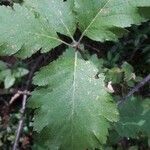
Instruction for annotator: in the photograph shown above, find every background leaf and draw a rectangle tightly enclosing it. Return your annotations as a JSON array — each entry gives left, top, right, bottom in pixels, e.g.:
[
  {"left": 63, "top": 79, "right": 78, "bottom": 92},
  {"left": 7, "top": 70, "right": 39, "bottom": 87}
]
[
  {"left": 75, "top": 0, "right": 150, "bottom": 42},
  {"left": 4, "top": 74, "right": 15, "bottom": 89},
  {"left": 115, "top": 97, "right": 150, "bottom": 138}
]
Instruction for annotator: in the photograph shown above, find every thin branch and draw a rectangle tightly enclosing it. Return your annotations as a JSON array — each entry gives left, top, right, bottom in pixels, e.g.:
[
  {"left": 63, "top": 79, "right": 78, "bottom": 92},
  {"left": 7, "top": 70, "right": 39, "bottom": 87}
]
[
  {"left": 118, "top": 74, "right": 150, "bottom": 106},
  {"left": 30, "top": 32, "right": 73, "bottom": 48},
  {"left": 0, "top": 88, "right": 31, "bottom": 96},
  {"left": 12, "top": 94, "right": 27, "bottom": 150},
  {"left": 9, "top": 90, "right": 31, "bottom": 105},
  {"left": 84, "top": 43, "right": 100, "bottom": 52},
  {"left": 12, "top": 55, "right": 43, "bottom": 150}
]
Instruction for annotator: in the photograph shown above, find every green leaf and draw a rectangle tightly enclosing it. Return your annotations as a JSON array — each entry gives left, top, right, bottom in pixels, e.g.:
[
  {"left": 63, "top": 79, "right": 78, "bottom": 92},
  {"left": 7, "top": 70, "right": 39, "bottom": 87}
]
[
  {"left": 0, "top": 60, "right": 7, "bottom": 70},
  {"left": 12, "top": 67, "right": 29, "bottom": 78},
  {"left": 75, "top": 0, "right": 150, "bottom": 42},
  {"left": 0, "top": 0, "right": 150, "bottom": 58},
  {"left": 28, "top": 48, "right": 119, "bottom": 150},
  {"left": 4, "top": 74, "right": 15, "bottom": 89},
  {"left": 115, "top": 97, "right": 150, "bottom": 138},
  {"left": 106, "top": 67, "right": 123, "bottom": 84},
  {"left": 0, "top": 0, "right": 75, "bottom": 58},
  {"left": 121, "top": 62, "right": 135, "bottom": 81},
  {"left": 0, "top": 69, "right": 11, "bottom": 81},
  {"left": 90, "top": 55, "right": 104, "bottom": 73}
]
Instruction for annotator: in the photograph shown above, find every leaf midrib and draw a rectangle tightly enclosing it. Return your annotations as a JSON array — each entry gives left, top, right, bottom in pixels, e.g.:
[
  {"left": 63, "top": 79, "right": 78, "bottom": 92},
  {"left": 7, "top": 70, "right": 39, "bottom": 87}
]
[
  {"left": 27, "top": 32, "right": 72, "bottom": 47},
  {"left": 70, "top": 51, "right": 78, "bottom": 149}
]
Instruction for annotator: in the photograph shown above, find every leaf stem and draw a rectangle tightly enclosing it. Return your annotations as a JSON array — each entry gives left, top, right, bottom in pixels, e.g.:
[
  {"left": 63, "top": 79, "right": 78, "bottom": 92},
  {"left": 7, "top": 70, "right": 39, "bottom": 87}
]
[{"left": 29, "top": 32, "right": 73, "bottom": 47}]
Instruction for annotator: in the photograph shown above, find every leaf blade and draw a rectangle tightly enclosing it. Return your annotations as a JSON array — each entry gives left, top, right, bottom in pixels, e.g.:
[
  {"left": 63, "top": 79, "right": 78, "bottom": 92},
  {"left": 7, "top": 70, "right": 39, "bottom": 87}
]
[
  {"left": 29, "top": 48, "right": 119, "bottom": 150},
  {"left": 75, "top": 0, "right": 150, "bottom": 42},
  {"left": 0, "top": 0, "right": 75, "bottom": 58}
]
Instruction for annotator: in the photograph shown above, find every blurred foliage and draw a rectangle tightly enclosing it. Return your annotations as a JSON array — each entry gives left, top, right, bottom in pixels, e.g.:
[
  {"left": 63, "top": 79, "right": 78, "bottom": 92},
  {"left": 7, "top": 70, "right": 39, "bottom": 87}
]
[
  {"left": 0, "top": 61, "right": 28, "bottom": 89},
  {"left": 115, "top": 97, "right": 150, "bottom": 138},
  {"left": 90, "top": 21, "right": 150, "bottom": 149}
]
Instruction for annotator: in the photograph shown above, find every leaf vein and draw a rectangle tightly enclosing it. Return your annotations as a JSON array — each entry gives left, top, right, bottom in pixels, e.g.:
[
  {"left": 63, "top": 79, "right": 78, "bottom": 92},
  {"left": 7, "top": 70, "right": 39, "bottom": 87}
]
[{"left": 78, "top": 0, "right": 112, "bottom": 43}]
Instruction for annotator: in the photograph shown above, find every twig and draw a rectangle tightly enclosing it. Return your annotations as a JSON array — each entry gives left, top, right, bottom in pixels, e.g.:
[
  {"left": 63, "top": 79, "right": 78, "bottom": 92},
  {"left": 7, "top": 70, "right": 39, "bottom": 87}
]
[
  {"left": 12, "top": 55, "right": 43, "bottom": 150},
  {"left": 84, "top": 43, "right": 100, "bottom": 52},
  {"left": 12, "top": 94, "right": 27, "bottom": 150},
  {"left": 0, "top": 88, "right": 31, "bottom": 106},
  {"left": 9, "top": 90, "right": 31, "bottom": 105},
  {"left": 118, "top": 74, "right": 150, "bottom": 106},
  {"left": 0, "top": 88, "right": 31, "bottom": 96}
]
